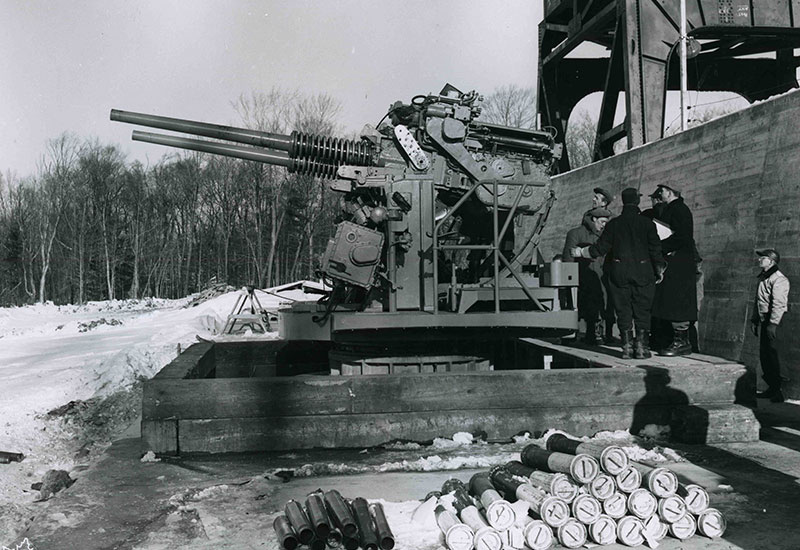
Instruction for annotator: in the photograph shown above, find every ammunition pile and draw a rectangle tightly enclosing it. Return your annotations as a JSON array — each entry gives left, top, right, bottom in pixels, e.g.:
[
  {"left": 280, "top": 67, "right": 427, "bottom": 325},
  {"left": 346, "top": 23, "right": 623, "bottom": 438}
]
[
  {"left": 273, "top": 490, "right": 395, "bottom": 550},
  {"left": 427, "top": 434, "right": 726, "bottom": 549}
]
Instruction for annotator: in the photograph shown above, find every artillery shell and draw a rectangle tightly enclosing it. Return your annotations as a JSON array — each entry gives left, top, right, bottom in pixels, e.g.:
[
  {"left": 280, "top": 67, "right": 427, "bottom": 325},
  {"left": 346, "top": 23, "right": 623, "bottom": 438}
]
[
  {"left": 442, "top": 478, "right": 468, "bottom": 495},
  {"left": 587, "top": 473, "right": 616, "bottom": 501},
  {"left": 571, "top": 494, "right": 602, "bottom": 525},
  {"left": 629, "top": 463, "right": 678, "bottom": 498},
  {"left": 616, "top": 516, "right": 645, "bottom": 547},
  {"left": 658, "top": 494, "right": 688, "bottom": 524},
  {"left": 527, "top": 470, "right": 578, "bottom": 504},
  {"left": 273, "top": 515, "right": 299, "bottom": 550},
  {"left": 473, "top": 526, "right": 503, "bottom": 550},
  {"left": 370, "top": 502, "right": 395, "bottom": 550},
  {"left": 327, "top": 528, "right": 343, "bottom": 548},
  {"left": 522, "top": 519, "right": 554, "bottom": 550},
  {"left": 678, "top": 483, "right": 710, "bottom": 514},
  {"left": 435, "top": 505, "right": 474, "bottom": 550},
  {"left": 545, "top": 433, "right": 582, "bottom": 454},
  {"left": 668, "top": 512, "right": 697, "bottom": 540},
  {"left": 352, "top": 497, "right": 379, "bottom": 550},
  {"left": 602, "top": 492, "right": 627, "bottom": 519},
  {"left": 588, "top": 515, "right": 617, "bottom": 545},
  {"left": 642, "top": 514, "right": 668, "bottom": 542},
  {"left": 626, "top": 488, "right": 657, "bottom": 519},
  {"left": 285, "top": 500, "right": 315, "bottom": 545},
  {"left": 324, "top": 490, "right": 358, "bottom": 538},
  {"left": 614, "top": 466, "right": 642, "bottom": 493},
  {"left": 557, "top": 519, "right": 587, "bottom": 549},
  {"left": 697, "top": 507, "right": 727, "bottom": 538},
  {"left": 469, "top": 472, "right": 515, "bottom": 531},
  {"left": 305, "top": 493, "right": 331, "bottom": 538}
]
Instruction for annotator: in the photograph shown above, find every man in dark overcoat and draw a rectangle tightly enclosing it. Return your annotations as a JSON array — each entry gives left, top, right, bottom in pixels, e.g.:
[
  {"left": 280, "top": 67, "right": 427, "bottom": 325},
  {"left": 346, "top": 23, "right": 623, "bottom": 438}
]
[
  {"left": 562, "top": 207, "right": 612, "bottom": 344},
  {"left": 651, "top": 184, "right": 697, "bottom": 356},
  {"left": 572, "top": 188, "right": 665, "bottom": 359}
]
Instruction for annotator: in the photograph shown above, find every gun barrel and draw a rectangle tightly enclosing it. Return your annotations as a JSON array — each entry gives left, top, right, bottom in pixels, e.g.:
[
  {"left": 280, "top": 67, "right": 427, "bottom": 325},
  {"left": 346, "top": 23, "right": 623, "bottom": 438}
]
[
  {"left": 132, "top": 130, "right": 340, "bottom": 178},
  {"left": 112, "top": 109, "right": 293, "bottom": 151},
  {"left": 112, "top": 108, "right": 376, "bottom": 165}
]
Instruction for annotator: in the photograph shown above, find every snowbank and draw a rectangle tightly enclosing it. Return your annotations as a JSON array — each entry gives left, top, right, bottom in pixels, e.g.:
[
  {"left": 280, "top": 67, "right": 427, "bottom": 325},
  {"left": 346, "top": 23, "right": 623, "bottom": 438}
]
[{"left": 0, "top": 282, "right": 323, "bottom": 541}]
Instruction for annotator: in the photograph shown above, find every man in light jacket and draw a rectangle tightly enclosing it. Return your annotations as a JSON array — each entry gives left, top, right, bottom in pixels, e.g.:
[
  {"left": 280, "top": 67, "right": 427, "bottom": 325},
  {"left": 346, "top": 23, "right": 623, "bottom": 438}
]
[{"left": 751, "top": 248, "right": 790, "bottom": 403}]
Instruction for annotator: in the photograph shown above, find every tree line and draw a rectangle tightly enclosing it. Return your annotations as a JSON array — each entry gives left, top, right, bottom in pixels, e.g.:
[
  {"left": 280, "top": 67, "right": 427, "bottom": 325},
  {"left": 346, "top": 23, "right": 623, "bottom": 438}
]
[{"left": 0, "top": 89, "right": 342, "bottom": 306}]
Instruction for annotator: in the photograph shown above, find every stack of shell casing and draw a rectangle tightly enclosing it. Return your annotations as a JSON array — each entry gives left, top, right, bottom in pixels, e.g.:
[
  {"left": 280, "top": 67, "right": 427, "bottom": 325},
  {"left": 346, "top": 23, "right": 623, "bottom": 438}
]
[
  {"left": 431, "top": 435, "right": 727, "bottom": 549},
  {"left": 273, "top": 490, "right": 395, "bottom": 550}
]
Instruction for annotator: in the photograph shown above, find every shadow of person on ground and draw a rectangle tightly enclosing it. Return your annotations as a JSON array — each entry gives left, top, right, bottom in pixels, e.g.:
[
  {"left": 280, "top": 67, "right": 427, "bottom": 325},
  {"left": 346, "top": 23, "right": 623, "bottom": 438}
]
[
  {"left": 630, "top": 366, "right": 710, "bottom": 443},
  {"left": 756, "top": 399, "right": 800, "bottom": 453}
]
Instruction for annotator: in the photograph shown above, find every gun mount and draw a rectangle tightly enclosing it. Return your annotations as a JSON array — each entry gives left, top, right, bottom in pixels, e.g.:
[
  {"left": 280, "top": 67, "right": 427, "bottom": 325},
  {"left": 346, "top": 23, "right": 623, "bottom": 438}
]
[{"left": 112, "top": 84, "right": 577, "bottom": 366}]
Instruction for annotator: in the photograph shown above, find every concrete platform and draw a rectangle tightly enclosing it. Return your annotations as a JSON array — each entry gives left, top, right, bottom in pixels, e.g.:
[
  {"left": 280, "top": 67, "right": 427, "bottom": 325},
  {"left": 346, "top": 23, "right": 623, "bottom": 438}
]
[
  {"left": 14, "top": 399, "right": 800, "bottom": 550},
  {"left": 142, "top": 339, "right": 759, "bottom": 454}
]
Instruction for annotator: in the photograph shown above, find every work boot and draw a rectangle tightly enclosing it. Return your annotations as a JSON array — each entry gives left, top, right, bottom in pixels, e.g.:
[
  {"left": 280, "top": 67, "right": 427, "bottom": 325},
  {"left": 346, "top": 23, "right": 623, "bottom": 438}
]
[
  {"left": 595, "top": 321, "right": 605, "bottom": 345},
  {"left": 659, "top": 329, "right": 692, "bottom": 356},
  {"left": 756, "top": 387, "right": 778, "bottom": 399},
  {"left": 634, "top": 330, "right": 652, "bottom": 359},
  {"left": 604, "top": 322, "right": 615, "bottom": 344},
  {"left": 770, "top": 390, "right": 786, "bottom": 403},
  {"left": 583, "top": 321, "right": 598, "bottom": 345},
  {"left": 621, "top": 330, "right": 634, "bottom": 359}
]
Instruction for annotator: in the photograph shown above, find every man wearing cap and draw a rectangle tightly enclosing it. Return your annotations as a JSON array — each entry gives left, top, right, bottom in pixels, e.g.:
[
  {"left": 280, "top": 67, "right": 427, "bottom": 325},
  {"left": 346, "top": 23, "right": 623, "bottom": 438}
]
[
  {"left": 563, "top": 207, "right": 612, "bottom": 344},
  {"left": 592, "top": 187, "right": 613, "bottom": 209},
  {"left": 651, "top": 184, "right": 697, "bottom": 356},
  {"left": 572, "top": 188, "right": 665, "bottom": 359},
  {"left": 586, "top": 187, "right": 617, "bottom": 343},
  {"left": 751, "top": 248, "right": 790, "bottom": 402}
]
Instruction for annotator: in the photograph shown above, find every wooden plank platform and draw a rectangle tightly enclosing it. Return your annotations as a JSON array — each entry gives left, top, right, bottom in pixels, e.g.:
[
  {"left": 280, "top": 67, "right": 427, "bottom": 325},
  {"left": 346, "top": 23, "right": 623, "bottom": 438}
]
[
  {"left": 522, "top": 338, "right": 740, "bottom": 369},
  {"left": 141, "top": 339, "right": 759, "bottom": 454}
]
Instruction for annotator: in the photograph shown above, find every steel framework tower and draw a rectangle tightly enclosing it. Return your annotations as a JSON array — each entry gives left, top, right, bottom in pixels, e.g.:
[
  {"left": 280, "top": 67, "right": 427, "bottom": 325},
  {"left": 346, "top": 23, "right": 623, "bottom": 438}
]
[{"left": 538, "top": 0, "right": 800, "bottom": 171}]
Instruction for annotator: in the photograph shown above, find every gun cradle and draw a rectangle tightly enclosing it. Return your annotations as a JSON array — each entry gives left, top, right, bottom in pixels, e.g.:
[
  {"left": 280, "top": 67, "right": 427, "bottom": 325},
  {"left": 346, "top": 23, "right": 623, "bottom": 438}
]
[{"left": 111, "top": 84, "right": 573, "bottom": 329}]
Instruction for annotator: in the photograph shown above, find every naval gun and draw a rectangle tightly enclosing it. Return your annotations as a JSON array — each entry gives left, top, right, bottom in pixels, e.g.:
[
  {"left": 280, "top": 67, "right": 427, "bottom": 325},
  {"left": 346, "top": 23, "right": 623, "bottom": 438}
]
[{"left": 111, "top": 84, "right": 578, "bottom": 368}]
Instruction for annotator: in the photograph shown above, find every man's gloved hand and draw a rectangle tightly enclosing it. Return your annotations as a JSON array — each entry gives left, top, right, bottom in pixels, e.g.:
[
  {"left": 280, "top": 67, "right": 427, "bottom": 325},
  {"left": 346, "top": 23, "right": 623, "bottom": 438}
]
[
  {"left": 765, "top": 323, "right": 777, "bottom": 340},
  {"left": 750, "top": 321, "right": 759, "bottom": 337}
]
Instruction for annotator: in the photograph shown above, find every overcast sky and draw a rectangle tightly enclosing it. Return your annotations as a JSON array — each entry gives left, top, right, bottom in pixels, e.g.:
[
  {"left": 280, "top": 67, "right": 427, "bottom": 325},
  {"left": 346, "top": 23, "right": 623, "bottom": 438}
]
[{"left": 1, "top": 0, "right": 543, "bottom": 177}]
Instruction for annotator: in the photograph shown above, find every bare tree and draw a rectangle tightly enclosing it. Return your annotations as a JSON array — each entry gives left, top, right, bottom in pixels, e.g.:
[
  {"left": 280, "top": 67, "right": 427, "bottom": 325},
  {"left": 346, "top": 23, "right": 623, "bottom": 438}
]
[
  {"left": 289, "top": 93, "right": 342, "bottom": 280},
  {"left": 480, "top": 84, "right": 537, "bottom": 128},
  {"left": 232, "top": 88, "right": 296, "bottom": 286},
  {"left": 564, "top": 110, "right": 598, "bottom": 169},
  {"left": 31, "top": 133, "right": 79, "bottom": 302},
  {"left": 78, "top": 140, "right": 127, "bottom": 300}
]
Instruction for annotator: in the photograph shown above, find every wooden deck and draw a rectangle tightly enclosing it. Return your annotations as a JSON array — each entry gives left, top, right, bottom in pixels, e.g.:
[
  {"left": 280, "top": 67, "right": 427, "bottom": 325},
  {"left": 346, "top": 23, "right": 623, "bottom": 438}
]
[
  {"left": 141, "top": 339, "right": 759, "bottom": 454},
  {"left": 522, "top": 337, "right": 743, "bottom": 369}
]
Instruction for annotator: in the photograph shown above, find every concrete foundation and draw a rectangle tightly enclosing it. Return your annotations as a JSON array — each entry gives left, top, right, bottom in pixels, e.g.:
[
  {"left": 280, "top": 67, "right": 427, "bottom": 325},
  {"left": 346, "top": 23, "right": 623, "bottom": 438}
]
[{"left": 142, "top": 339, "right": 758, "bottom": 454}]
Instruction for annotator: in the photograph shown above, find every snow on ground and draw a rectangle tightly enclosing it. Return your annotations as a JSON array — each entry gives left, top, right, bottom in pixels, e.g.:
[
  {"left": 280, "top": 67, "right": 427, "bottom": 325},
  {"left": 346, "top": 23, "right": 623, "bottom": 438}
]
[
  {"left": 0, "top": 281, "right": 683, "bottom": 542},
  {"left": 0, "top": 284, "right": 318, "bottom": 540}
]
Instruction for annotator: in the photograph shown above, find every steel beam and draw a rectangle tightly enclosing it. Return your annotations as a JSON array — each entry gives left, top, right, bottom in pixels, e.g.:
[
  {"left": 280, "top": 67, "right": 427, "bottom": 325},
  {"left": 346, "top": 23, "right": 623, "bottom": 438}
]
[{"left": 538, "top": 0, "right": 800, "bottom": 171}]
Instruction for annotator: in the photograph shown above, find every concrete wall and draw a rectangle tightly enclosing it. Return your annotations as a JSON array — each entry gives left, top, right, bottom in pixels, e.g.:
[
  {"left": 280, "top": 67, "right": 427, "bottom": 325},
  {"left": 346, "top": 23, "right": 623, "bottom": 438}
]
[{"left": 539, "top": 90, "right": 800, "bottom": 398}]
